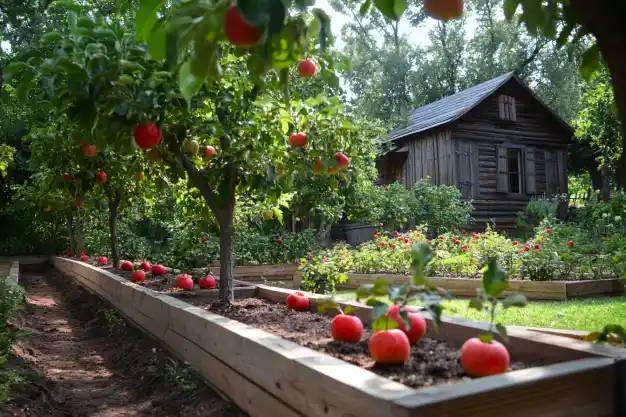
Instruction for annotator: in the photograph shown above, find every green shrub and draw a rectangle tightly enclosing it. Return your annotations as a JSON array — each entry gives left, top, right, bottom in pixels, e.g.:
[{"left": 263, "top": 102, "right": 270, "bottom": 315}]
[
  {"left": 0, "top": 277, "right": 26, "bottom": 403},
  {"left": 298, "top": 250, "right": 349, "bottom": 293},
  {"left": 410, "top": 178, "right": 474, "bottom": 233}
]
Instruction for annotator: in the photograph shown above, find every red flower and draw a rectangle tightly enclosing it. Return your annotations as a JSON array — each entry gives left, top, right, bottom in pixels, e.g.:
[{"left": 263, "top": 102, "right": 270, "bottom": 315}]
[
  {"left": 404, "top": 238, "right": 409, "bottom": 243},
  {"left": 374, "top": 234, "right": 380, "bottom": 239},
  {"left": 524, "top": 245, "right": 531, "bottom": 252},
  {"left": 409, "top": 241, "right": 414, "bottom": 245},
  {"left": 534, "top": 243, "right": 541, "bottom": 249},
  {"left": 546, "top": 229, "right": 552, "bottom": 234},
  {"left": 398, "top": 237, "right": 404, "bottom": 241},
  {"left": 393, "top": 231, "right": 399, "bottom": 236},
  {"left": 373, "top": 229, "right": 378, "bottom": 233},
  {"left": 534, "top": 250, "right": 540, "bottom": 256},
  {"left": 513, "top": 241, "right": 519, "bottom": 246},
  {"left": 439, "top": 236, "right": 445, "bottom": 240},
  {"left": 454, "top": 239, "right": 460, "bottom": 245},
  {"left": 390, "top": 244, "right": 396, "bottom": 249},
  {"left": 378, "top": 242, "right": 386, "bottom": 247},
  {"left": 473, "top": 235, "right": 480, "bottom": 240},
  {"left": 465, "top": 233, "right": 469, "bottom": 237},
  {"left": 461, "top": 245, "right": 468, "bottom": 253},
  {"left": 568, "top": 241, "right": 575, "bottom": 247},
  {"left": 378, "top": 223, "right": 384, "bottom": 227},
  {"left": 201, "top": 237, "right": 207, "bottom": 243},
  {"left": 322, "top": 257, "right": 327, "bottom": 263},
  {"left": 427, "top": 240, "right": 432, "bottom": 245},
  {"left": 276, "top": 239, "right": 283, "bottom": 245}
]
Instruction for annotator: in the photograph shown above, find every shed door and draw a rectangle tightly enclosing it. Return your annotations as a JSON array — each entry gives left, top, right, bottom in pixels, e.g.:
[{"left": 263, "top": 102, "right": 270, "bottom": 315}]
[
  {"left": 455, "top": 141, "right": 476, "bottom": 198},
  {"left": 545, "top": 150, "right": 567, "bottom": 196}
]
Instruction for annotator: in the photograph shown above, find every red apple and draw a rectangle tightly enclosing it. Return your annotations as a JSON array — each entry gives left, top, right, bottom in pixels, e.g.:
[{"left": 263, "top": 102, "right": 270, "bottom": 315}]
[
  {"left": 97, "top": 256, "right": 108, "bottom": 265},
  {"left": 120, "top": 260, "right": 133, "bottom": 271},
  {"left": 387, "top": 305, "right": 427, "bottom": 345},
  {"left": 201, "top": 237, "right": 207, "bottom": 243},
  {"left": 199, "top": 275, "right": 216, "bottom": 289},
  {"left": 424, "top": 0, "right": 464, "bottom": 21},
  {"left": 133, "top": 123, "right": 162, "bottom": 149},
  {"left": 331, "top": 314, "right": 363, "bottom": 343},
  {"left": 96, "top": 171, "right": 108, "bottom": 184},
  {"left": 67, "top": 251, "right": 73, "bottom": 258},
  {"left": 286, "top": 291, "right": 309, "bottom": 311},
  {"left": 75, "top": 201, "right": 82, "bottom": 207},
  {"left": 298, "top": 59, "right": 317, "bottom": 78},
  {"left": 312, "top": 158, "right": 323, "bottom": 174},
  {"left": 204, "top": 145, "right": 217, "bottom": 160},
  {"left": 136, "top": 171, "right": 144, "bottom": 181},
  {"left": 175, "top": 274, "right": 194, "bottom": 291},
  {"left": 334, "top": 152, "right": 350, "bottom": 169},
  {"left": 131, "top": 270, "right": 145, "bottom": 283},
  {"left": 151, "top": 264, "right": 167, "bottom": 276},
  {"left": 460, "top": 337, "right": 510, "bottom": 377},
  {"left": 140, "top": 261, "right": 151, "bottom": 272},
  {"left": 289, "top": 132, "right": 308, "bottom": 148},
  {"left": 80, "top": 254, "right": 88, "bottom": 262},
  {"left": 369, "top": 329, "right": 411, "bottom": 365},
  {"left": 82, "top": 143, "right": 97, "bottom": 158},
  {"left": 224, "top": 5, "right": 262, "bottom": 48}
]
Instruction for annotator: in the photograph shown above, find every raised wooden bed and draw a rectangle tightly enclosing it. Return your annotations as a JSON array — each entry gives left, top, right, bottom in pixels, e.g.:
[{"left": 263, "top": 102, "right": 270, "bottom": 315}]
[
  {"left": 210, "top": 262, "right": 299, "bottom": 288},
  {"left": 339, "top": 273, "right": 625, "bottom": 301},
  {"left": 51, "top": 257, "right": 626, "bottom": 417}
]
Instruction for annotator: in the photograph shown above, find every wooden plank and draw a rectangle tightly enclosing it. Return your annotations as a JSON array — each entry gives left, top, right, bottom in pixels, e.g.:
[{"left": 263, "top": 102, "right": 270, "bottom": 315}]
[
  {"left": 496, "top": 145, "right": 509, "bottom": 193},
  {"left": 392, "top": 358, "right": 615, "bottom": 417},
  {"left": 566, "top": 279, "right": 624, "bottom": 298}
]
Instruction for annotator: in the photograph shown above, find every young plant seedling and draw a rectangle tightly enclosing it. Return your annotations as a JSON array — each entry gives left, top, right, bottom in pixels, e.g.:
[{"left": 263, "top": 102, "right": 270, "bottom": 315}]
[
  {"left": 585, "top": 324, "right": 626, "bottom": 346},
  {"left": 356, "top": 242, "right": 448, "bottom": 333},
  {"left": 317, "top": 298, "right": 363, "bottom": 343},
  {"left": 461, "top": 258, "right": 528, "bottom": 377}
]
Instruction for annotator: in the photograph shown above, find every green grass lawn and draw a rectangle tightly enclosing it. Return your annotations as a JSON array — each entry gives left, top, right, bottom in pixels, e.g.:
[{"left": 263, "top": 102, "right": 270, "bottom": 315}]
[{"left": 336, "top": 292, "right": 626, "bottom": 332}]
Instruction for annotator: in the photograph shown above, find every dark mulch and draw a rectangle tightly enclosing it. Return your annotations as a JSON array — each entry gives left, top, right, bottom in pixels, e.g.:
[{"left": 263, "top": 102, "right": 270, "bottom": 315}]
[
  {"left": 3, "top": 266, "right": 245, "bottom": 417},
  {"left": 191, "top": 297, "right": 531, "bottom": 390}
]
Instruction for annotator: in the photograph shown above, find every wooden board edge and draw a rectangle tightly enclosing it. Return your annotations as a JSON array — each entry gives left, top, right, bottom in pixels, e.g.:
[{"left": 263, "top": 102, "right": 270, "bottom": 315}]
[{"left": 8, "top": 261, "right": 19, "bottom": 286}]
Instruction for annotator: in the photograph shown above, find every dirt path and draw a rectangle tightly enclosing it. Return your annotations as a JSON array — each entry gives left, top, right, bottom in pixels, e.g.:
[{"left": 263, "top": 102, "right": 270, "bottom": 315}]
[{"left": 3, "top": 266, "right": 246, "bottom": 417}]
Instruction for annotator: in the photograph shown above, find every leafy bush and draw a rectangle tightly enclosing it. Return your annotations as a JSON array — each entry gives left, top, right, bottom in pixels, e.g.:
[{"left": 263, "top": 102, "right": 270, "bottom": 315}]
[
  {"left": 298, "top": 249, "right": 349, "bottom": 293},
  {"left": 234, "top": 229, "right": 320, "bottom": 265},
  {"left": 0, "top": 277, "right": 26, "bottom": 403},
  {"left": 410, "top": 178, "right": 474, "bottom": 233}
]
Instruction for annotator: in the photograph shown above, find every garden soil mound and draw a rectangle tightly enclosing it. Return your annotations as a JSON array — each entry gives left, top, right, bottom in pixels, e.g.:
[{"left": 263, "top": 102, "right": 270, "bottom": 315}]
[
  {"left": 201, "top": 298, "right": 531, "bottom": 389},
  {"left": 3, "top": 265, "right": 245, "bottom": 417}
]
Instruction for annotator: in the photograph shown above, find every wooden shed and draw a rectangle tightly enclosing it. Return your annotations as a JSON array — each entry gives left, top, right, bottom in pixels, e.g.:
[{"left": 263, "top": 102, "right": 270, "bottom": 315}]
[{"left": 377, "top": 73, "right": 572, "bottom": 230}]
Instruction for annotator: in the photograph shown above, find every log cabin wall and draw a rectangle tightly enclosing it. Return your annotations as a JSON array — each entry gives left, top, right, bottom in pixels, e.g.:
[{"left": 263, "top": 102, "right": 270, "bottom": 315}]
[
  {"left": 403, "top": 129, "right": 454, "bottom": 187},
  {"left": 452, "top": 80, "right": 570, "bottom": 229}
]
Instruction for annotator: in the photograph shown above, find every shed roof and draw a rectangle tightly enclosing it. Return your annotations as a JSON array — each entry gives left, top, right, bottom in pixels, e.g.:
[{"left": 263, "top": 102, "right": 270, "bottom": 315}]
[{"left": 383, "top": 72, "right": 572, "bottom": 144}]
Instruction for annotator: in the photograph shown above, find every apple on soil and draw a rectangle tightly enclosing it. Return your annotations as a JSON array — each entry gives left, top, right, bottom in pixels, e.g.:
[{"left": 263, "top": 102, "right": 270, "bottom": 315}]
[
  {"left": 80, "top": 254, "right": 88, "bottom": 262},
  {"left": 97, "top": 256, "right": 108, "bottom": 265},
  {"left": 175, "top": 274, "right": 194, "bottom": 291},
  {"left": 286, "top": 291, "right": 309, "bottom": 311},
  {"left": 140, "top": 261, "right": 151, "bottom": 272},
  {"left": 298, "top": 59, "right": 317, "bottom": 78},
  {"left": 134, "top": 123, "right": 162, "bottom": 149},
  {"left": 387, "top": 305, "right": 427, "bottom": 345},
  {"left": 369, "top": 329, "right": 411, "bottom": 365},
  {"left": 132, "top": 270, "right": 145, "bottom": 283},
  {"left": 82, "top": 144, "right": 97, "bottom": 158},
  {"left": 424, "top": 0, "right": 464, "bottom": 21},
  {"left": 151, "top": 264, "right": 167, "bottom": 276},
  {"left": 224, "top": 5, "right": 262, "bottom": 48},
  {"left": 120, "top": 260, "right": 133, "bottom": 271},
  {"left": 204, "top": 145, "right": 217, "bottom": 160},
  {"left": 460, "top": 337, "right": 510, "bottom": 377},
  {"left": 199, "top": 275, "right": 216, "bottom": 289},
  {"left": 288, "top": 132, "right": 307, "bottom": 148},
  {"left": 331, "top": 314, "right": 363, "bottom": 343},
  {"left": 96, "top": 171, "right": 108, "bottom": 184}
]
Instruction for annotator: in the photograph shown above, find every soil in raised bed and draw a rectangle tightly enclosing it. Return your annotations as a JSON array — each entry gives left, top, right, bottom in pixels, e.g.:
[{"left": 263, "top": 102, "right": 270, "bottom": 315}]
[
  {"left": 190, "top": 297, "right": 532, "bottom": 390},
  {"left": 4, "top": 265, "right": 245, "bottom": 417}
]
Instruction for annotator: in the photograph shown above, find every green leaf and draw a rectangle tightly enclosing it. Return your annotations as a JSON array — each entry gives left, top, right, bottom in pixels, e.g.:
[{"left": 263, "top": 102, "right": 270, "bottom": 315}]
[
  {"left": 51, "top": 0, "right": 82, "bottom": 13},
  {"left": 344, "top": 305, "right": 355, "bottom": 315},
  {"left": 482, "top": 258, "right": 508, "bottom": 298},
  {"left": 411, "top": 242, "right": 433, "bottom": 285},
  {"left": 316, "top": 297, "right": 339, "bottom": 314},
  {"left": 387, "top": 285, "right": 404, "bottom": 302},
  {"left": 503, "top": 0, "right": 520, "bottom": 20},
  {"left": 398, "top": 309, "right": 411, "bottom": 331},
  {"left": 178, "top": 61, "right": 204, "bottom": 102},
  {"left": 372, "top": 301, "right": 389, "bottom": 320},
  {"left": 267, "top": 0, "right": 287, "bottom": 37},
  {"left": 373, "top": 0, "right": 407, "bottom": 20},
  {"left": 372, "top": 315, "right": 399, "bottom": 333},
  {"left": 16, "top": 72, "right": 34, "bottom": 103},
  {"left": 468, "top": 298, "right": 483, "bottom": 311},
  {"left": 359, "top": 0, "right": 372, "bottom": 15},
  {"left": 580, "top": 44, "right": 601, "bottom": 81},
  {"left": 312, "top": 8, "right": 332, "bottom": 51},
  {"left": 584, "top": 332, "right": 602, "bottom": 343},
  {"left": 495, "top": 323, "right": 509, "bottom": 343},
  {"left": 41, "top": 32, "right": 63, "bottom": 45},
  {"left": 478, "top": 333, "right": 493, "bottom": 343},
  {"left": 502, "top": 294, "right": 527, "bottom": 309},
  {"left": 136, "top": 0, "right": 166, "bottom": 41},
  {"left": 237, "top": 0, "right": 270, "bottom": 26},
  {"left": 371, "top": 279, "right": 389, "bottom": 296},
  {"left": 3, "top": 62, "right": 33, "bottom": 82},
  {"left": 148, "top": 19, "right": 167, "bottom": 61},
  {"left": 355, "top": 284, "right": 373, "bottom": 300}
]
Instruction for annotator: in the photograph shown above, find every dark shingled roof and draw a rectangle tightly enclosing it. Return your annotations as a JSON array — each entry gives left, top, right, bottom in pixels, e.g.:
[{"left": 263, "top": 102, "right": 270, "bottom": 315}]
[{"left": 384, "top": 72, "right": 517, "bottom": 143}]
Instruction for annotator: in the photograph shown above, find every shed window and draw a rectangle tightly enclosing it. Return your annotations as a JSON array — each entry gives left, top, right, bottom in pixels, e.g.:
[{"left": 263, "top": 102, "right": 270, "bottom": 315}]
[
  {"left": 498, "top": 95, "right": 517, "bottom": 121},
  {"left": 507, "top": 148, "right": 522, "bottom": 194}
]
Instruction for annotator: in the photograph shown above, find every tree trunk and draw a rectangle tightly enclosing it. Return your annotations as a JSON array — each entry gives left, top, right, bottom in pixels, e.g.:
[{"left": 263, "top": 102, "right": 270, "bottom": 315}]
[
  {"left": 75, "top": 219, "right": 85, "bottom": 255},
  {"left": 109, "top": 201, "right": 120, "bottom": 268},
  {"left": 66, "top": 213, "right": 76, "bottom": 255},
  {"left": 218, "top": 207, "right": 234, "bottom": 303},
  {"left": 570, "top": 1, "right": 626, "bottom": 188}
]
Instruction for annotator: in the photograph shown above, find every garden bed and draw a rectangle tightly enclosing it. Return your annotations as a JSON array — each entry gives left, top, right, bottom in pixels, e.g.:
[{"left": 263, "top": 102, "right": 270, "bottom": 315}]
[
  {"left": 339, "top": 273, "right": 625, "bottom": 300},
  {"left": 210, "top": 262, "right": 300, "bottom": 288},
  {"left": 51, "top": 257, "right": 626, "bottom": 417}
]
